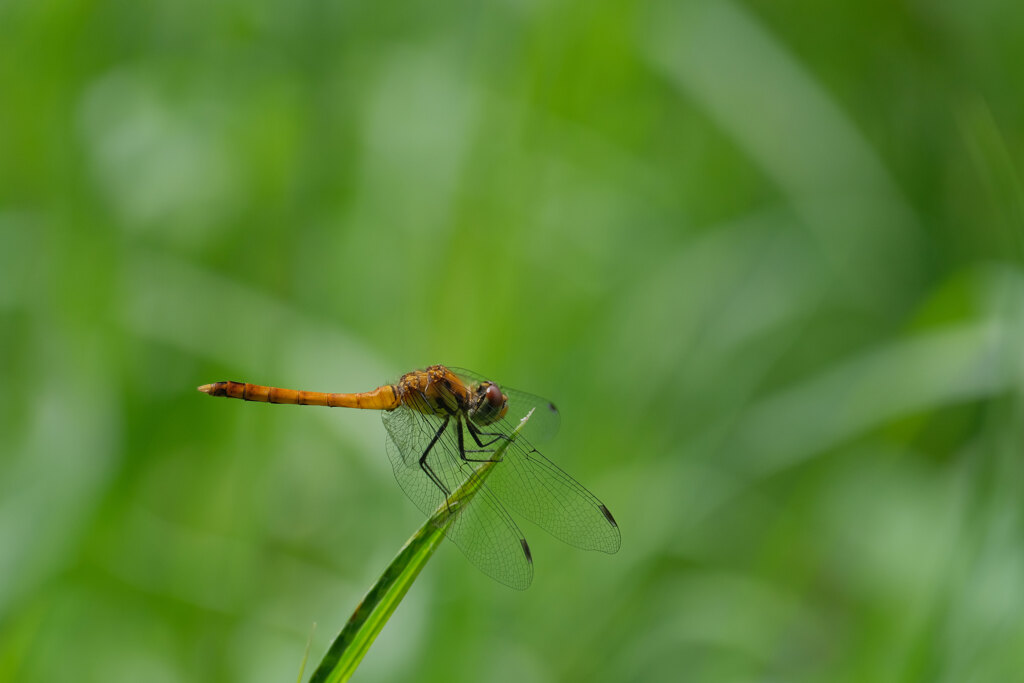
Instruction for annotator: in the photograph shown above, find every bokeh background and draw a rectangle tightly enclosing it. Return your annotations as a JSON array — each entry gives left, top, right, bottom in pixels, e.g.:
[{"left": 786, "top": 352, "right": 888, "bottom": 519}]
[{"left": 3, "top": 0, "right": 1024, "bottom": 681}]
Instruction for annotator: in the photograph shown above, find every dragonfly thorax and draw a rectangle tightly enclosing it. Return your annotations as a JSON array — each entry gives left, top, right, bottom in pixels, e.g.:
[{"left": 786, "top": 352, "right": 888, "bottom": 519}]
[{"left": 395, "top": 366, "right": 509, "bottom": 424}]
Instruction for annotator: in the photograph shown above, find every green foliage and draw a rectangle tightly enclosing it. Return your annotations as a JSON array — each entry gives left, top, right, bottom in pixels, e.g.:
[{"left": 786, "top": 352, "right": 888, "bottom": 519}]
[
  {"left": 2, "top": 0, "right": 1024, "bottom": 681},
  {"left": 309, "top": 414, "right": 527, "bottom": 683}
]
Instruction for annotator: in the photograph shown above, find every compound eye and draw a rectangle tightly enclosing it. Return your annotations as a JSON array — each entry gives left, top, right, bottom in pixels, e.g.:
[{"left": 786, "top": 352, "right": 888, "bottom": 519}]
[{"left": 485, "top": 383, "right": 504, "bottom": 409}]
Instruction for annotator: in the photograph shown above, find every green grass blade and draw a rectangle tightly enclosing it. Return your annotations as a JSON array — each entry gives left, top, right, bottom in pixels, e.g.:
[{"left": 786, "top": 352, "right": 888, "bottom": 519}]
[{"left": 308, "top": 409, "right": 535, "bottom": 683}]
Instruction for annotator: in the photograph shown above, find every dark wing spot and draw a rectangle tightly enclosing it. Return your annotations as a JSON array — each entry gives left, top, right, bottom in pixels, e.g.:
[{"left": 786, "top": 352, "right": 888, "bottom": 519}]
[
  {"left": 520, "top": 538, "right": 533, "bottom": 564},
  {"left": 547, "top": 402, "right": 558, "bottom": 413},
  {"left": 600, "top": 504, "right": 618, "bottom": 527}
]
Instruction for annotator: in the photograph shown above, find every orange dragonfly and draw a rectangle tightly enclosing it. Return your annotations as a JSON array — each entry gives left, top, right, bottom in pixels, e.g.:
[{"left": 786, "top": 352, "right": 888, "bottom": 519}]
[{"left": 198, "top": 364, "right": 620, "bottom": 589}]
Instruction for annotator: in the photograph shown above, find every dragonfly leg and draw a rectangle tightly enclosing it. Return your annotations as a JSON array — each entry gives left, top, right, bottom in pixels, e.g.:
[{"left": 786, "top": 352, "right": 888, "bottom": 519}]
[
  {"left": 466, "top": 420, "right": 511, "bottom": 450},
  {"left": 459, "top": 417, "right": 505, "bottom": 463},
  {"left": 419, "top": 416, "right": 452, "bottom": 499}
]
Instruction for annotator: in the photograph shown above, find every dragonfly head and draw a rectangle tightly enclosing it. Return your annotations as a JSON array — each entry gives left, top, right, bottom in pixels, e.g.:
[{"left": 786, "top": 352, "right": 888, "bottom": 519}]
[{"left": 469, "top": 381, "right": 508, "bottom": 425}]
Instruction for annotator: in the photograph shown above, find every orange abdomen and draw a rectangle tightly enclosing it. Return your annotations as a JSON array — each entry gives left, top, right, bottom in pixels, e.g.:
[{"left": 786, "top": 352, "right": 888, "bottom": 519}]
[{"left": 198, "top": 381, "right": 399, "bottom": 410}]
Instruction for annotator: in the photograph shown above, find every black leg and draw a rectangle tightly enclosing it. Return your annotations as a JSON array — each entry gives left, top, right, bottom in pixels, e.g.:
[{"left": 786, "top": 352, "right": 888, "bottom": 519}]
[
  {"left": 466, "top": 420, "right": 512, "bottom": 449},
  {"left": 458, "top": 417, "right": 506, "bottom": 463},
  {"left": 419, "top": 416, "right": 451, "bottom": 496}
]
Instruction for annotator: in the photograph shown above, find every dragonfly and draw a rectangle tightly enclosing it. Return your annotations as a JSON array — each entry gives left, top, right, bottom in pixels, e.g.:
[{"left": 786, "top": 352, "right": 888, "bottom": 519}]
[{"left": 198, "top": 364, "right": 620, "bottom": 589}]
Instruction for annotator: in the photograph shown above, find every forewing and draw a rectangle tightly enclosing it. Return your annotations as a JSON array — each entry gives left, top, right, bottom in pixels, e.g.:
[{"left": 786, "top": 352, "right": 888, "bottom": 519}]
[
  {"left": 471, "top": 424, "right": 621, "bottom": 554},
  {"left": 381, "top": 407, "right": 534, "bottom": 590}
]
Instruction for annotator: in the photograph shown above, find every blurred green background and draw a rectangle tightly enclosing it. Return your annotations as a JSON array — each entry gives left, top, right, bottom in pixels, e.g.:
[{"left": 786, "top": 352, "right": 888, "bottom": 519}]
[{"left": 3, "top": 0, "right": 1024, "bottom": 681}]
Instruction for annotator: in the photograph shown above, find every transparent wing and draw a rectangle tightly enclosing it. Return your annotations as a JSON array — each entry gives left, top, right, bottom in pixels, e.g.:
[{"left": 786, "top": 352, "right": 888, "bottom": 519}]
[
  {"left": 448, "top": 367, "right": 619, "bottom": 553},
  {"left": 449, "top": 367, "right": 561, "bottom": 443},
  {"left": 475, "top": 423, "right": 621, "bottom": 554},
  {"left": 381, "top": 406, "right": 534, "bottom": 590}
]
